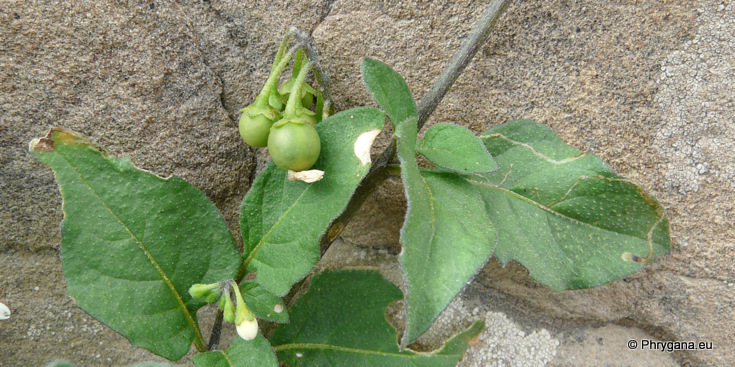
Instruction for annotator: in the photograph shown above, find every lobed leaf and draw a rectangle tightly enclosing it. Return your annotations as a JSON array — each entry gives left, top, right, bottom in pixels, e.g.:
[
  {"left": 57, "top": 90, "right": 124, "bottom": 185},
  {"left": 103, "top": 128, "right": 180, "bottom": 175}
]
[
  {"left": 396, "top": 118, "right": 497, "bottom": 347},
  {"left": 361, "top": 57, "right": 418, "bottom": 126},
  {"left": 30, "top": 128, "right": 241, "bottom": 360},
  {"left": 240, "top": 107, "right": 385, "bottom": 296},
  {"left": 270, "top": 270, "right": 482, "bottom": 366},
  {"left": 417, "top": 123, "right": 498, "bottom": 174}
]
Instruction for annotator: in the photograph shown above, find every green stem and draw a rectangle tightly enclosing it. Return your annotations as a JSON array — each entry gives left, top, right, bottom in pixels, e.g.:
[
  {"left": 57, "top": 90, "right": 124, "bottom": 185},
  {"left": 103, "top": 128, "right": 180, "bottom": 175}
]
[
  {"left": 317, "top": 0, "right": 510, "bottom": 254},
  {"left": 292, "top": 49, "right": 304, "bottom": 79},
  {"left": 291, "top": 27, "right": 333, "bottom": 119},
  {"left": 271, "top": 31, "right": 294, "bottom": 75},
  {"left": 284, "top": 61, "right": 312, "bottom": 116},
  {"left": 254, "top": 45, "right": 302, "bottom": 108},
  {"left": 192, "top": 331, "right": 207, "bottom": 353}
]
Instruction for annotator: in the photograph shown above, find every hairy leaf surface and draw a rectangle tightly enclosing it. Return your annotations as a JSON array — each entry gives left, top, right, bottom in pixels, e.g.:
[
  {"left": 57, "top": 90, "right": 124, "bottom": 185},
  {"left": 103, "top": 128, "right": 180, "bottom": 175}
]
[
  {"left": 474, "top": 119, "right": 670, "bottom": 290},
  {"left": 398, "top": 119, "right": 670, "bottom": 346},
  {"left": 417, "top": 123, "right": 497, "bottom": 174},
  {"left": 270, "top": 270, "right": 482, "bottom": 366},
  {"left": 361, "top": 57, "right": 417, "bottom": 126},
  {"left": 396, "top": 118, "right": 496, "bottom": 346},
  {"left": 193, "top": 335, "right": 277, "bottom": 367},
  {"left": 30, "top": 128, "right": 241, "bottom": 360},
  {"left": 240, "top": 107, "right": 385, "bottom": 296},
  {"left": 240, "top": 281, "right": 288, "bottom": 324}
]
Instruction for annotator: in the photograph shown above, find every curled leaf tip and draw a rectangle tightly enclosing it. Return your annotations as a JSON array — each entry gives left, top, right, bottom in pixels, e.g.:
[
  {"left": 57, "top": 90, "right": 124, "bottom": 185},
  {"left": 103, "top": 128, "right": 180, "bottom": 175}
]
[
  {"left": 30, "top": 127, "right": 103, "bottom": 155},
  {"left": 29, "top": 132, "right": 57, "bottom": 153}
]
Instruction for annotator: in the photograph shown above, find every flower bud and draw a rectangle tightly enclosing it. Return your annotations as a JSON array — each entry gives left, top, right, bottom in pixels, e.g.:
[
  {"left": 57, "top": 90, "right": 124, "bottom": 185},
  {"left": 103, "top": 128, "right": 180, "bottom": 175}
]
[
  {"left": 222, "top": 293, "right": 236, "bottom": 323},
  {"left": 231, "top": 281, "right": 258, "bottom": 340},
  {"left": 236, "top": 316, "right": 259, "bottom": 341},
  {"left": 188, "top": 283, "right": 222, "bottom": 304}
]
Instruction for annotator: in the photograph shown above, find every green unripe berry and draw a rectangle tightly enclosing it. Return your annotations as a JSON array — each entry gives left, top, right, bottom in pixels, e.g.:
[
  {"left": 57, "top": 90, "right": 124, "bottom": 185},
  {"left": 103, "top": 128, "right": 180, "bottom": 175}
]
[
  {"left": 238, "top": 106, "right": 279, "bottom": 148},
  {"left": 267, "top": 120, "right": 321, "bottom": 172}
]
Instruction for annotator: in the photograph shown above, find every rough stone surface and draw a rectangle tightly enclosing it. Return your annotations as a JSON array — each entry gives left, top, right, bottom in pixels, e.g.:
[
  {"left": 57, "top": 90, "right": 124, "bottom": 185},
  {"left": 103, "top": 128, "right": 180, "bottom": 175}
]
[
  {"left": 1, "top": 0, "right": 321, "bottom": 365},
  {"left": 550, "top": 324, "right": 679, "bottom": 367},
  {"left": 2, "top": 0, "right": 733, "bottom": 366}
]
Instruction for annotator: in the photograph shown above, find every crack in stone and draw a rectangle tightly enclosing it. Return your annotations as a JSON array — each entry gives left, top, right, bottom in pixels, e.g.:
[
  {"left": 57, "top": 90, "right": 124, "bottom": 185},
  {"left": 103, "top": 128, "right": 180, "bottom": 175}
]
[
  {"left": 314, "top": 0, "right": 337, "bottom": 34},
  {"left": 171, "top": 1, "right": 236, "bottom": 124}
]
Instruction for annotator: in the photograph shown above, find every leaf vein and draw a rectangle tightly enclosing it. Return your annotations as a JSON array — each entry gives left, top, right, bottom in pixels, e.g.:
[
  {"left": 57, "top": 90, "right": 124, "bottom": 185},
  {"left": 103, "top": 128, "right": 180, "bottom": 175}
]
[
  {"left": 240, "top": 130, "right": 369, "bottom": 278},
  {"left": 59, "top": 152, "right": 204, "bottom": 348},
  {"left": 466, "top": 176, "right": 664, "bottom": 255},
  {"left": 480, "top": 132, "right": 587, "bottom": 164},
  {"left": 274, "top": 343, "right": 419, "bottom": 358}
]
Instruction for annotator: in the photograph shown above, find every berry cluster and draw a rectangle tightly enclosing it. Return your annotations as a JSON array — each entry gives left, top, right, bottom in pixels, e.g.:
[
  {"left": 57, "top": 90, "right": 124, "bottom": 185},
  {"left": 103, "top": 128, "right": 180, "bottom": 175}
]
[{"left": 238, "top": 33, "right": 324, "bottom": 172}]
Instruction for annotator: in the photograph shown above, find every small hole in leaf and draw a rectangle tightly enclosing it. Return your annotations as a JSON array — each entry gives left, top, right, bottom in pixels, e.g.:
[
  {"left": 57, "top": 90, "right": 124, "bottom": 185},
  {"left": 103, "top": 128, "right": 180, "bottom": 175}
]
[{"left": 621, "top": 252, "right": 644, "bottom": 263}]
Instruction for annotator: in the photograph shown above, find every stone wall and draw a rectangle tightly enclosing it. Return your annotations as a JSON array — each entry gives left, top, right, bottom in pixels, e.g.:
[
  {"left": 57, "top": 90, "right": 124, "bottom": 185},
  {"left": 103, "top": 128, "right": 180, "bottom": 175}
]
[{"left": 2, "top": 0, "right": 732, "bottom": 365}]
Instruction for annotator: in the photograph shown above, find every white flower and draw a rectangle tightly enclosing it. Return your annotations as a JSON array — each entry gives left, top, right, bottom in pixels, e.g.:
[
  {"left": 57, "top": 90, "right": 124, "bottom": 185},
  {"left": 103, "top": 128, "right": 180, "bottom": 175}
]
[
  {"left": 231, "top": 280, "right": 259, "bottom": 340},
  {"left": 236, "top": 316, "right": 259, "bottom": 340}
]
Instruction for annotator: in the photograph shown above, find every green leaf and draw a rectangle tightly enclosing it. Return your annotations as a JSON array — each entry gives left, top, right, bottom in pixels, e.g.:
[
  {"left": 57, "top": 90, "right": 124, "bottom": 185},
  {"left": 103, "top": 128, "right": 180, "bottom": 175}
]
[
  {"left": 241, "top": 107, "right": 385, "bottom": 296},
  {"left": 361, "top": 58, "right": 417, "bottom": 126},
  {"left": 240, "top": 281, "right": 288, "bottom": 324},
  {"left": 47, "top": 363, "right": 176, "bottom": 367},
  {"left": 46, "top": 362, "right": 74, "bottom": 367},
  {"left": 396, "top": 118, "right": 497, "bottom": 347},
  {"left": 472, "top": 119, "right": 670, "bottom": 290},
  {"left": 270, "top": 270, "right": 482, "bottom": 366},
  {"left": 30, "top": 129, "right": 241, "bottom": 360},
  {"left": 193, "top": 335, "right": 278, "bottom": 367},
  {"left": 397, "top": 119, "right": 670, "bottom": 346},
  {"left": 417, "top": 123, "right": 498, "bottom": 173}
]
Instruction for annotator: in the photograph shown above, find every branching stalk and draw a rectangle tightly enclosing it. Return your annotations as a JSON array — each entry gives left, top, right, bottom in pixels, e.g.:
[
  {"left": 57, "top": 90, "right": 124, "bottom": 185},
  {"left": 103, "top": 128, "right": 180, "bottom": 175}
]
[
  {"left": 271, "top": 30, "right": 295, "bottom": 75},
  {"left": 284, "top": 61, "right": 312, "bottom": 116},
  {"left": 291, "top": 26, "right": 334, "bottom": 118},
  {"left": 254, "top": 45, "right": 302, "bottom": 108},
  {"left": 273, "top": 1, "right": 511, "bottom": 321},
  {"left": 320, "top": 0, "right": 510, "bottom": 249}
]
